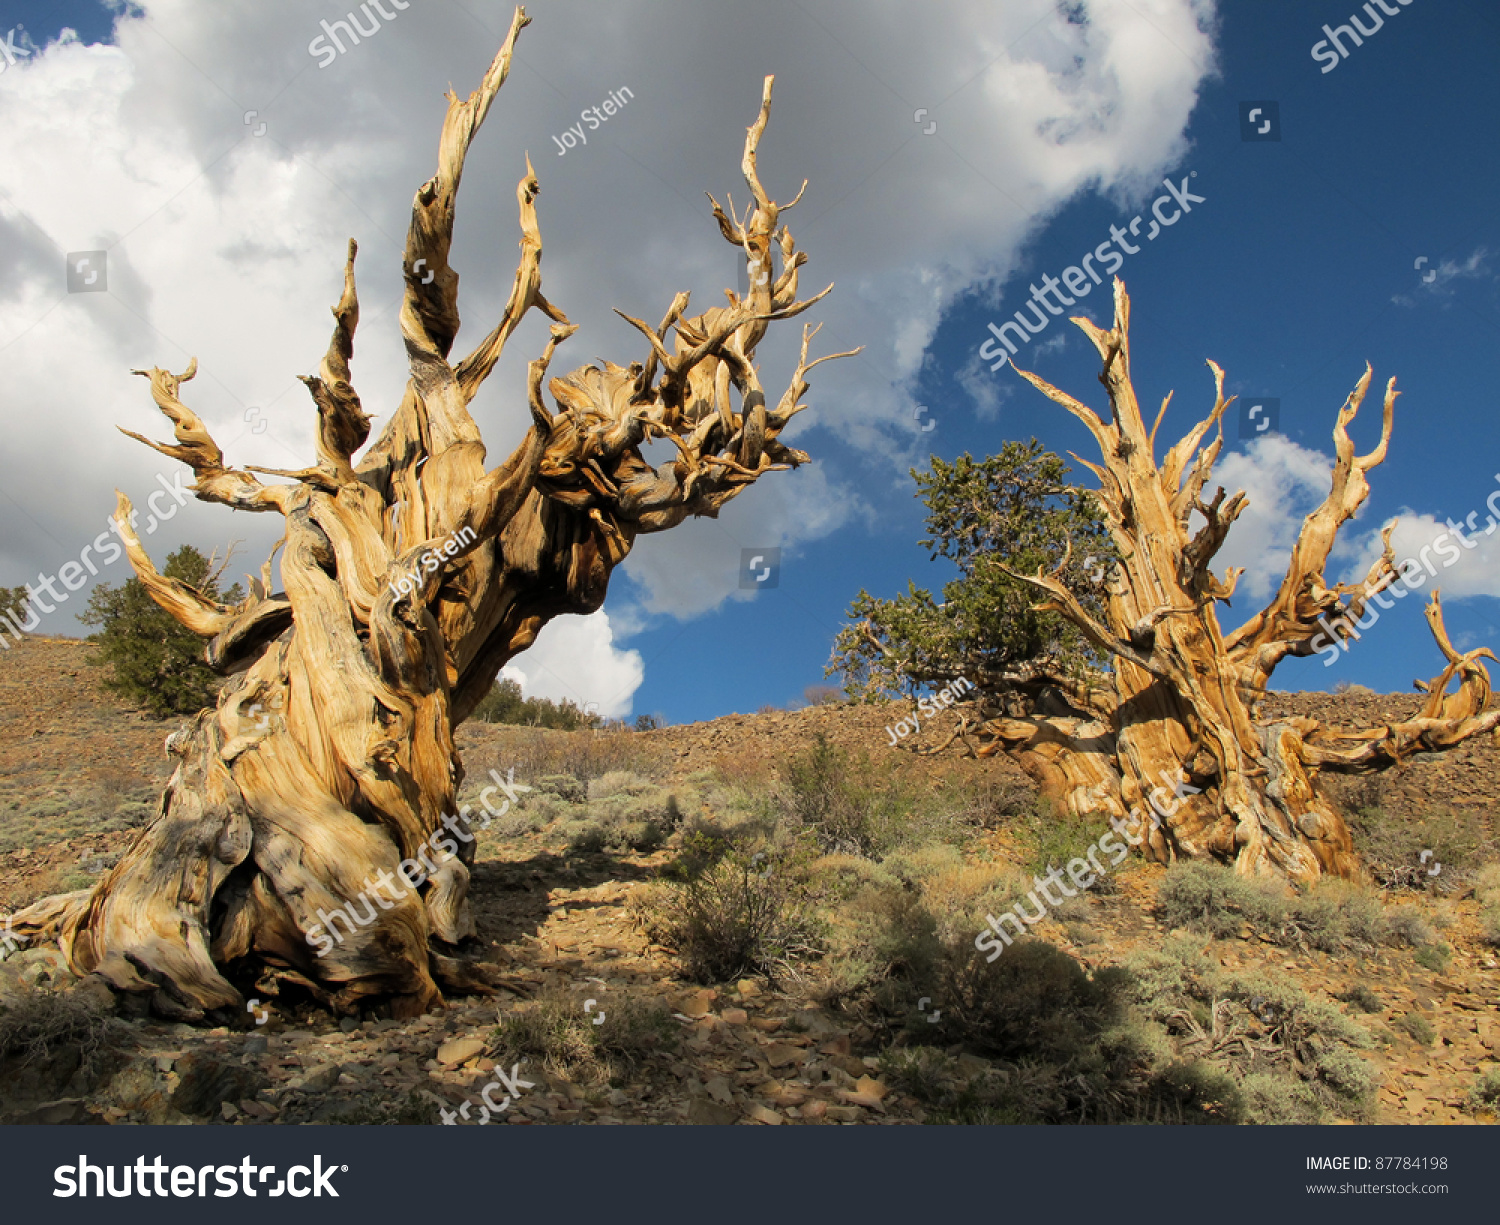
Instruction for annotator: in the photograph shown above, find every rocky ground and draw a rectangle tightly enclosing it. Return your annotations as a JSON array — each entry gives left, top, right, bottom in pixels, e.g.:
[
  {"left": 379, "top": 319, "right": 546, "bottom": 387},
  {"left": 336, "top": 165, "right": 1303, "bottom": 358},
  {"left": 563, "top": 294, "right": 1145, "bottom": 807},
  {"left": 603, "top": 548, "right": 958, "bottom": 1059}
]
[{"left": 1, "top": 636, "right": 1497, "bottom": 1125}]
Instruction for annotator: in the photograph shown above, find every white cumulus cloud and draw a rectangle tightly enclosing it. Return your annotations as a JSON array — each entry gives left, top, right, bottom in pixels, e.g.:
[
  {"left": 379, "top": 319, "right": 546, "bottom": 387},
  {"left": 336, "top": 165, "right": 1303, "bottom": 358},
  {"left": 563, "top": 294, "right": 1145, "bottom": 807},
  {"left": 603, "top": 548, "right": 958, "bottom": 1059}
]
[
  {"left": 0, "top": 0, "right": 1221, "bottom": 696},
  {"left": 500, "top": 610, "right": 644, "bottom": 719}
]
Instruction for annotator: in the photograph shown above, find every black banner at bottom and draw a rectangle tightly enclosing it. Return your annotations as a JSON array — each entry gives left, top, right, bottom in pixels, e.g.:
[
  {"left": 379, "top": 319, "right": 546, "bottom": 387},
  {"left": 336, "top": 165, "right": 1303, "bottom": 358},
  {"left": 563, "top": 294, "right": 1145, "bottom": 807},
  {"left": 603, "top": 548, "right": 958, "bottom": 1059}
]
[{"left": 1, "top": 1123, "right": 1488, "bottom": 1222}]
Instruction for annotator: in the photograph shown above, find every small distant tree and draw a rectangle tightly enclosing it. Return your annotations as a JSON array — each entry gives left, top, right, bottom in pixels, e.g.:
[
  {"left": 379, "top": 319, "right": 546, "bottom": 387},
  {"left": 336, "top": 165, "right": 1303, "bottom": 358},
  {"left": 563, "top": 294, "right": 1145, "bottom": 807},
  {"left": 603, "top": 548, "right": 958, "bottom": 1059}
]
[
  {"left": 0, "top": 586, "right": 31, "bottom": 631},
  {"left": 803, "top": 683, "right": 843, "bottom": 707},
  {"left": 79, "top": 545, "right": 242, "bottom": 716},
  {"left": 468, "top": 675, "right": 597, "bottom": 730},
  {"left": 634, "top": 713, "right": 663, "bottom": 731}
]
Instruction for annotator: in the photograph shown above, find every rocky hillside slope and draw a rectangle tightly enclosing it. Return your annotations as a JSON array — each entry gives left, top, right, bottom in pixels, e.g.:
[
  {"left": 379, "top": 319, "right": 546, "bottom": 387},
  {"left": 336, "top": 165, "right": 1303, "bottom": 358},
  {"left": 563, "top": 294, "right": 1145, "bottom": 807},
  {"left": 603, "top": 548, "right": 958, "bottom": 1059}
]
[{"left": 1, "top": 636, "right": 1496, "bottom": 1126}]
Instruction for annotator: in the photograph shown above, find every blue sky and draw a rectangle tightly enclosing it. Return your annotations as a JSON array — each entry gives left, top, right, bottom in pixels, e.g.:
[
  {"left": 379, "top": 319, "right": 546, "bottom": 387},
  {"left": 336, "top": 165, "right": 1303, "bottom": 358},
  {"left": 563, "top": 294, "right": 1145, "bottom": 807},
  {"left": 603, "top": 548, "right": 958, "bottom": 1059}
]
[
  {"left": 3, "top": 1, "right": 1498, "bottom": 725},
  {"left": 626, "top": 0, "right": 1500, "bottom": 721}
]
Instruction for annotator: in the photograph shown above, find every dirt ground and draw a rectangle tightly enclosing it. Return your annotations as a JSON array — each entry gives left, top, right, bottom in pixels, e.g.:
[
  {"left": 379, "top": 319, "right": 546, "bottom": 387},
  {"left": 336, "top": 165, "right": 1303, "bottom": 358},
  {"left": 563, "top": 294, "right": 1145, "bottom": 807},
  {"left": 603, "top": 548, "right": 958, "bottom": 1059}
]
[{"left": 1, "top": 636, "right": 1496, "bottom": 1125}]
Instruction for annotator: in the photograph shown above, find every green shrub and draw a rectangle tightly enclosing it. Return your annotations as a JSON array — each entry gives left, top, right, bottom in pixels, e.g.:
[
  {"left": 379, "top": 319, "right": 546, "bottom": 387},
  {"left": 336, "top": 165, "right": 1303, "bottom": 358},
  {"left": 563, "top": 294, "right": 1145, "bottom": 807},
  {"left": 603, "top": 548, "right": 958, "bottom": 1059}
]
[
  {"left": 1285, "top": 879, "right": 1385, "bottom": 951},
  {"left": 1156, "top": 862, "right": 1290, "bottom": 939},
  {"left": 1467, "top": 1067, "right": 1500, "bottom": 1114},
  {"left": 913, "top": 940, "right": 1238, "bottom": 1124},
  {"left": 491, "top": 990, "right": 677, "bottom": 1086},
  {"left": 880, "top": 844, "right": 1030, "bottom": 946},
  {"left": 564, "top": 821, "right": 609, "bottom": 854},
  {"left": 1347, "top": 801, "right": 1493, "bottom": 889},
  {"left": 772, "top": 733, "right": 966, "bottom": 856},
  {"left": 535, "top": 775, "right": 586, "bottom": 804},
  {"left": 1221, "top": 971, "right": 1374, "bottom": 1117},
  {"left": 943, "top": 940, "right": 1128, "bottom": 1064},
  {"left": 1335, "top": 983, "right": 1384, "bottom": 1014},
  {"left": 822, "top": 880, "right": 945, "bottom": 1009},
  {"left": 1476, "top": 864, "right": 1500, "bottom": 947},
  {"left": 1019, "top": 796, "right": 1108, "bottom": 884},
  {"left": 1412, "top": 942, "right": 1452, "bottom": 973},
  {"left": 468, "top": 678, "right": 596, "bottom": 730},
  {"left": 1158, "top": 862, "right": 1393, "bottom": 953},
  {"left": 1380, "top": 907, "right": 1436, "bottom": 948},
  {"left": 0, "top": 585, "right": 31, "bottom": 630},
  {"left": 778, "top": 733, "right": 888, "bottom": 853},
  {"left": 509, "top": 792, "right": 571, "bottom": 828},
  {"left": 1393, "top": 1012, "right": 1435, "bottom": 1046},
  {"left": 1118, "top": 936, "right": 1217, "bottom": 1022},
  {"left": 647, "top": 845, "right": 816, "bottom": 983},
  {"left": 876, "top": 1045, "right": 957, "bottom": 1105},
  {"left": 78, "top": 544, "right": 242, "bottom": 716},
  {"left": 1239, "top": 1072, "right": 1325, "bottom": 1125}
]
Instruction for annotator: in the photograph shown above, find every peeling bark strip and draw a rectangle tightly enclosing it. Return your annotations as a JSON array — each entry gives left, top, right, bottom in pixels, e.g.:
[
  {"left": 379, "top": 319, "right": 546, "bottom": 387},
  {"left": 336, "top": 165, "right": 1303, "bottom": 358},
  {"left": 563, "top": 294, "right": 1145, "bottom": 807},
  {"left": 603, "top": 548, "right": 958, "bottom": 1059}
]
[
  {"left": 10, "top": 7, "right": 855, "bottom": 1019},
  {"left": 928, "top": 279, "right": 1500, "bottom": 883}
]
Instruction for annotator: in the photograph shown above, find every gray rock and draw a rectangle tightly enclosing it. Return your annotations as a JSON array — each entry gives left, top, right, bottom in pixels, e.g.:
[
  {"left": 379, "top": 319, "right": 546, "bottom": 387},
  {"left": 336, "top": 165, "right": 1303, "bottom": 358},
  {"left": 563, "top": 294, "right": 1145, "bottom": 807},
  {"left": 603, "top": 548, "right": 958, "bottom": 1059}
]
[
  {"left": 299, "top": 1063, "right": 342, "bottom": 1093},
  {"left": 105, "top": 1058, "right": 167, "bottom": 1112},
  {"left": 6, "top": 1098, "right": 101, "bottom": 1125},
  {"left": 170, "top": 1052, "right": 270, "bottom": 1118},
  {"left": 685, "top": 1097, "right": 738, "bottom": 1125}
]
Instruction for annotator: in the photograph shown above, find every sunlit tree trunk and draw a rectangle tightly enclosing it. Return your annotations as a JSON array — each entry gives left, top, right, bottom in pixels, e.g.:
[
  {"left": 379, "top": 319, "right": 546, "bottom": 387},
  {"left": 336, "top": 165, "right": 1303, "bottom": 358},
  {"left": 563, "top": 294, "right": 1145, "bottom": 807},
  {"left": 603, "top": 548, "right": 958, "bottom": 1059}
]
[{"left": 12, "top": 7, "right": 853, "bottom": 1018}]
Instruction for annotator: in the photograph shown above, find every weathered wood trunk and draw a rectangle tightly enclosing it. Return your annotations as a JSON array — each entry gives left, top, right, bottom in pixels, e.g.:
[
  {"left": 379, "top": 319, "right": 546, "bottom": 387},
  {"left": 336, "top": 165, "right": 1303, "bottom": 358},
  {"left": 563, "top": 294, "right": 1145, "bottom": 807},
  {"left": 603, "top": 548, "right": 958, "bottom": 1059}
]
[
  {"left": 960, "top": 282, "right": 1499, "bottom": 882},
  {"left": 11, "top": 7, "right": 854, "bottom": 1019}
]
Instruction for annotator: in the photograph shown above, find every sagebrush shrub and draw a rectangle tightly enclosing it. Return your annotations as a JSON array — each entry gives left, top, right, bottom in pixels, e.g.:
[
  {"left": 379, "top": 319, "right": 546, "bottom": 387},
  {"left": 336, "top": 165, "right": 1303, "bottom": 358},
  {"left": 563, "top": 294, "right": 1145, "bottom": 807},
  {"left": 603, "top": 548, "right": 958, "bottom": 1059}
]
[
  {"left": 491, "top": 989, "right": 676, "bottom": 1085},
  {"left": 648, "top": 845, "right": 816, "bottom": 983}
]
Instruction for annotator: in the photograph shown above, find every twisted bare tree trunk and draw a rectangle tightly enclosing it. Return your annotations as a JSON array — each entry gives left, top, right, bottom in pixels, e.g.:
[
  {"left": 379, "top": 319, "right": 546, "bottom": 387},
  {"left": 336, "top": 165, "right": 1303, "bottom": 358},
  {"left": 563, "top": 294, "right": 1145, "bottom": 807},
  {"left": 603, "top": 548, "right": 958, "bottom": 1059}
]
[
  {"left": 13, "top": 7, "right": 853, "bottom": 1018},
  {"left": 942, "top": 281, "right": 1499, "bottom": 882}
]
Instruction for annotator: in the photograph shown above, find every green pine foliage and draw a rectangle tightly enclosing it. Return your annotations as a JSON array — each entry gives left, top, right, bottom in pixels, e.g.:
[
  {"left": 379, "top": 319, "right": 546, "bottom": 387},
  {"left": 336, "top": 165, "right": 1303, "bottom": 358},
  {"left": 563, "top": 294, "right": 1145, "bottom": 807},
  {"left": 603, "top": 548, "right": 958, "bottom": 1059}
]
[
  {"left": 77, "top": 545, "right": 242, "bottom": 717},
  {"left": 828, "top": 440, "right": 1114, "bottom": 701},
  {"left": 0, "top": 585, "right": 32, "bottom": 629}
]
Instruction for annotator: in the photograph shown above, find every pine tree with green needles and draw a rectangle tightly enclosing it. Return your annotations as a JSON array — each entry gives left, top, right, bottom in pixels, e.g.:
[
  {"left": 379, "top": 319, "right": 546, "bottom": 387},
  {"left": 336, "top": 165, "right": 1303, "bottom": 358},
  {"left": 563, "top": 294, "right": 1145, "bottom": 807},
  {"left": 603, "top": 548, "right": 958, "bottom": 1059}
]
[
  {"left": 0, "top": 586, "right": 32, "bottom": 634},
  {"left": 79, "top": 545, "right": 242, "bottom": 716},
  {"left": 829, "top": 440, "right": 1113, "bottom": 701}
]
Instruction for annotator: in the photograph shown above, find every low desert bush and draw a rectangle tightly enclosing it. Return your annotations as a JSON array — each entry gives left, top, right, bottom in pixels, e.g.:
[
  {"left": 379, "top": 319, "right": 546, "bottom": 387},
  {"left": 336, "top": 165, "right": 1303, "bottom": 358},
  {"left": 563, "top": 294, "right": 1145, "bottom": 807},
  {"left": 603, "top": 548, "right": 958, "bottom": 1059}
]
[
  {"left": 0, "top": 985, "right": 129, "bottom": 1081},
  {"left": 1156, "top": 862, "right": 1292, "bottom": 939},
  {"left": 1346, "top": 799, "right": 1493, "bottom": 889},
  {"left": 465, "top": 727, "right": 668, "bottom": 789},
  {"left": 490, "top": 989, "right": 677, "bottom": 1087},
  {"left": 0, "top": 787, "right": 157, "bottom": 854},
  {"left": 1467, "top": 1067, "right": 1500, "bottom": 1114},
  {"left": 645, "top": 842, "right": 818, "bottom": 983},
  {"left": 1115, "top": 941, "right": 1374, "bottom": 1122},
  {"left": 1018, "top": 796, "right": 1109, "bottom": 885},
  {"left": 1157, "top": 861, "right": 1420, "bottom": 953},
  {"left": 1412, "top": 942, "right": 1452, "bottom": 973},
  {"left": 1335, "top": 983, "right": 1384, "bottom": 1014},
  {"left": 1476, "top": 863, "right": 1500, "bottom": 946},
  {"left": 769, "top": 733, "right": 969, "bottom": 856},
  {"left": 551, "top": 773, "right": 698, "bottom": 856},
  {"left": 1393, "top": 1012, "right": 1435, "bottom": 1046},
  {"left": 1380, "top": 906, "right": 1436, "bottom": 948}
]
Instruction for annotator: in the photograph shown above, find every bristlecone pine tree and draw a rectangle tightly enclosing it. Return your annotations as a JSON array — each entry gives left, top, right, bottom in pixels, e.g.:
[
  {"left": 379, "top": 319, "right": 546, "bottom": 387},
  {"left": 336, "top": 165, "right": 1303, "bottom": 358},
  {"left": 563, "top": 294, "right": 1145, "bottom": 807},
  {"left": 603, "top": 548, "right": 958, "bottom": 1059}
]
[
  {"left": 13, "top": 8, "right": 853, "bottom": 1018},
  {"left": 843, "top": 280, "right": 1500, "bottom": 885}
]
